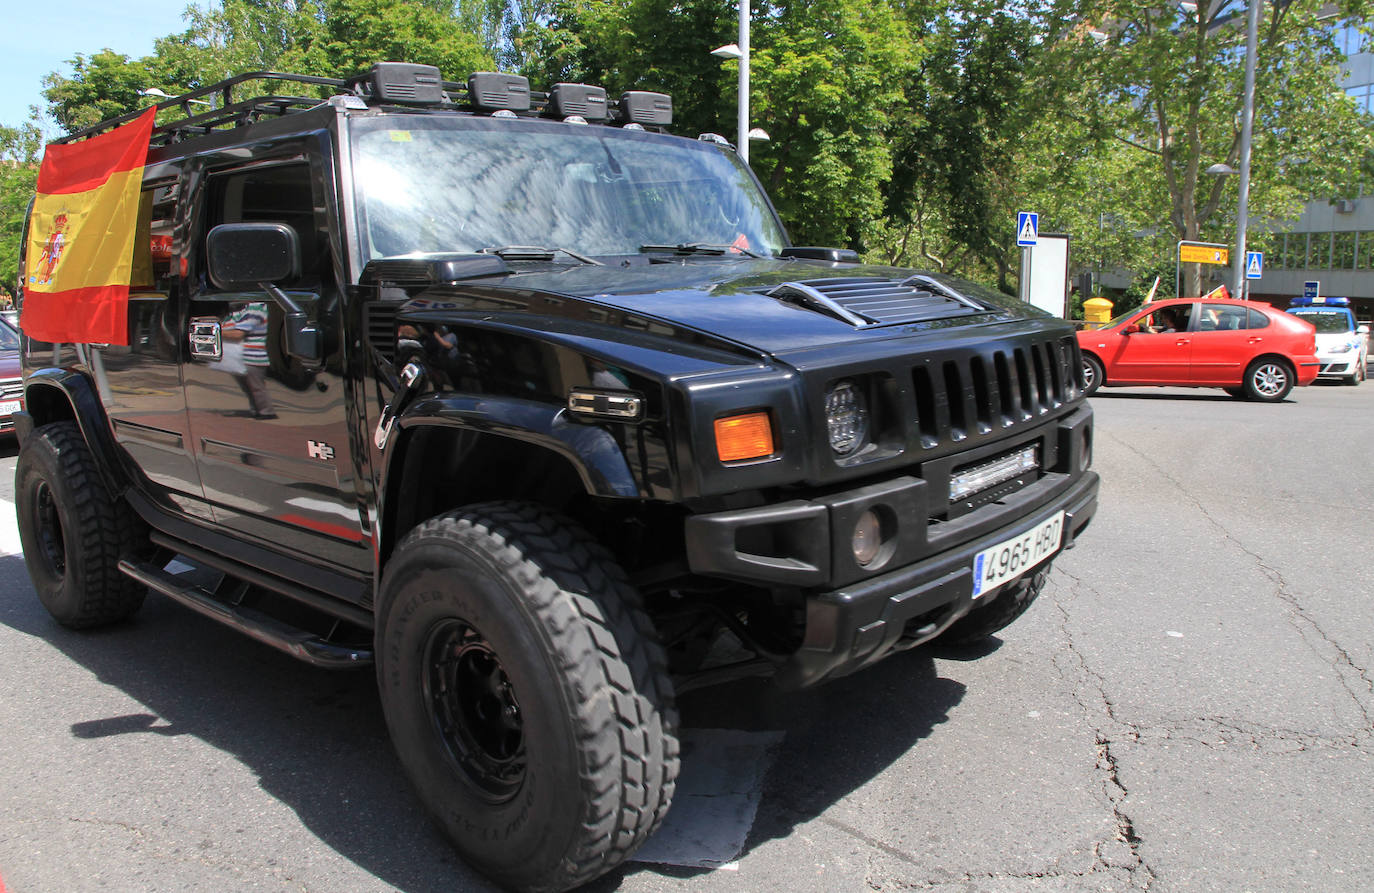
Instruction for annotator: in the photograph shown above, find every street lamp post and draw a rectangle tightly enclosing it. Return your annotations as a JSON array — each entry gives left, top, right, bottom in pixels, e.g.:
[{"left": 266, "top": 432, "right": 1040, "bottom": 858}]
[
  {"left": 1231, "top": 0, "right": 1261, "bottom": 299},
  {"left": 712, "top": 0, "right": 755, "bottom": 163}
]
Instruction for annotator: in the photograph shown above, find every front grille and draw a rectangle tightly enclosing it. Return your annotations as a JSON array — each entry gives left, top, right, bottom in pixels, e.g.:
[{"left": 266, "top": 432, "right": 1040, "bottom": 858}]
[
  {"left": 0, "top": 377, "right": 21, "bottom": 402},
  {"left": 912, "top": 335, "right": 1080, "bottom": 450}
]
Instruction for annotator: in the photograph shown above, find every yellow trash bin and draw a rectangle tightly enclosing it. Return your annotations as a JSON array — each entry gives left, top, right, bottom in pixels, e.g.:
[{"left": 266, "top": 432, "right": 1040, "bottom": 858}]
[{"left": 1083, "top": 297, "right": 1114, "bottom": 327}]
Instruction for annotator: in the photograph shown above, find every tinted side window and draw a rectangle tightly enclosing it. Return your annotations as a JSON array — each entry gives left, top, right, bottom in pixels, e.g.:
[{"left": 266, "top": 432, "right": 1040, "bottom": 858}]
[
  {"left": 132, "top": 181, "right": 178, "bottom": 295},
  {"left": 1204, "top": 304, "right": 1248, "bottom": 331},
  {"left": 203, "top": 162, "right": 322, "bottom": 287},
  {"left": 1247, "top": 309, "right": 1270, "bottom": 329}
]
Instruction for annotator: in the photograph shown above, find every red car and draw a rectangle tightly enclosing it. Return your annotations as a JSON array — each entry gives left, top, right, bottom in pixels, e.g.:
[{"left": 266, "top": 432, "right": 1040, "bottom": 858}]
[
  {"left": 1077, "top": 298, "right": 1320, "bottom": 402},
  {"left": 0, "top": 315, "right": 21, "bottom": 436}
]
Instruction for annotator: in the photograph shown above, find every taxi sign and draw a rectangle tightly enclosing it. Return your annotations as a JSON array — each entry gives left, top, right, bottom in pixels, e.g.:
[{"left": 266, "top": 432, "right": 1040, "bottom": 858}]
[{"left": 1179, "top": 244, "right": 1229, "bottom": 265}]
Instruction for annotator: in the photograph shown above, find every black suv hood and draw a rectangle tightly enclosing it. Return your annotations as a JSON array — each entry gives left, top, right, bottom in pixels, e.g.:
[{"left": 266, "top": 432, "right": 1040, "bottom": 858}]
[{"left": 406, "top": 258, "right": 1055, "bottom": 360}]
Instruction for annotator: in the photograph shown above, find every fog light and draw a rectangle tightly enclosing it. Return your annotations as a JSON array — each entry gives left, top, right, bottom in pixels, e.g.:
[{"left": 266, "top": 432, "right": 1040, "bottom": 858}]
[{"left": 852, "top": 509, "right": 882, "bottom": 566}]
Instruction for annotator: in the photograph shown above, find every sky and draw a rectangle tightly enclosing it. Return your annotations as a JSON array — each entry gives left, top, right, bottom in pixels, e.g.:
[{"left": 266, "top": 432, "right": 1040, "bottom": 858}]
[{"left": 1, "top": 0, "right": 205, "bottom": 132}]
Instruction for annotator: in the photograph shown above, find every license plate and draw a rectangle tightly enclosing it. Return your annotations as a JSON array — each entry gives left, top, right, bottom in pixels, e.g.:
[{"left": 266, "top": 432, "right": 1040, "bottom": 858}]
[
  {"left": 971, "top": 511, "right": 1064, "bottom": 599},
  {"left": 0, "top": 400, "right": 19, "bottom": 415}
]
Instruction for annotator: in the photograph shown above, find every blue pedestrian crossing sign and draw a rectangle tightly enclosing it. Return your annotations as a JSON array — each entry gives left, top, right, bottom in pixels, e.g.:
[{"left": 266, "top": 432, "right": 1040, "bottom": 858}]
[
  {"left": 1245, "top": 251, "right": 1263, "bottom": 280},
  {"left": 1016, "top": 212, "right": 1039, "bottom": 247}
]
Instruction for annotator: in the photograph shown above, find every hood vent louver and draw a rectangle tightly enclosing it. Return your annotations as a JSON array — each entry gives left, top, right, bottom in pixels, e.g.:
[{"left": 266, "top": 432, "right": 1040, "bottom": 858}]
[{"left": 766, "top": 276, "right": 990, "bottom": 328}]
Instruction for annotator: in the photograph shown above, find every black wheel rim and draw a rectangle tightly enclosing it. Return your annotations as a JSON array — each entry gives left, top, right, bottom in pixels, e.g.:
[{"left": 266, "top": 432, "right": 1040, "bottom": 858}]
[
  {"left": 422, "top": 618, "right": 526, "bottom": 802},
  {"left": 33, "top": 480, "right": 66, "bottom": 578}
]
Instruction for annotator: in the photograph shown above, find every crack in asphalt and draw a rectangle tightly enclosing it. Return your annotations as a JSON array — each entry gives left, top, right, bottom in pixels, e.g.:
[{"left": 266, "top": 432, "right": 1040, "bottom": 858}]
[
  {"left": 1105, "top": 429, "right": 1374, "bottom": 737},
  {"left": 1050, "top": 567, "right": 1156, "bottom": 891}
]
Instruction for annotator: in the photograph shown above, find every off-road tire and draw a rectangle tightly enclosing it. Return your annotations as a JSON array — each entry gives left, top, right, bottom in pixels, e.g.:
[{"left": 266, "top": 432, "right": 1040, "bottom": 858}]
[
  {"left": 1081, "top": 354, "right": 1105, "bottom": 396},
  {"left": 375, "top": 501, "right": 678, "bottom": 892},
  {"left": 1242, "top": 358, "right": 1294, "bottom": 402},
  {"left": 937, "top": 571, "right": 1047, "bottom": 645},
  {"left": 15, "top": 421, "right": 147, "bottom": 627}
]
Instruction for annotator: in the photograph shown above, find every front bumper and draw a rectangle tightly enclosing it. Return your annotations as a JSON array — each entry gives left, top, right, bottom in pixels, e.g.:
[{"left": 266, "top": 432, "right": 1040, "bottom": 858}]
[
  {"left": 772, "top": 471, "right": 1096, "bottom": 687},
  {"left": 684, "top": 404, "right": 1098, "bottom": 688},
  {"left": 1316, "top": 353, "right": 1364, "bottom": 378}
]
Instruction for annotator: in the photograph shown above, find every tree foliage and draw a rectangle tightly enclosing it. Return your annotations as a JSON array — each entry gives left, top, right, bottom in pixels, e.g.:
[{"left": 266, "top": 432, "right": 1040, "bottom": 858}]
[{"left": 0, "top": 124, "right": 42, "bottom": 301}]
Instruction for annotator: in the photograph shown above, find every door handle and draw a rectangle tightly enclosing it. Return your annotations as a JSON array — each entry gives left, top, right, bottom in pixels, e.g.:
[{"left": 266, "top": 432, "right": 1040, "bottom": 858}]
[
  {"left": 1175, "top": 338, "right": 1190, "bottom": 346},
  {"left": 189, "top": 317, "right": 222, "bottom": 361},
  {"left": 1248, "top": 336, "right": 1263, "bottom": 343}
]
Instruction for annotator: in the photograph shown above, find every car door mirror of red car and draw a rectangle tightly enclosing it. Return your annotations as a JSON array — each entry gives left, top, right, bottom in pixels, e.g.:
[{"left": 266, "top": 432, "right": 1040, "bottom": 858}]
[{"left": 1124, "top": 323, "right": 1142, "bottom": 334}]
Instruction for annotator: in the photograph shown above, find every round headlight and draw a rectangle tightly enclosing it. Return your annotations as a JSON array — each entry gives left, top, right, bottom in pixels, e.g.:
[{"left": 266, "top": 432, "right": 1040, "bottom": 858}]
[{"left": 825, "top": 380, "right": 870, "bottom": 456}]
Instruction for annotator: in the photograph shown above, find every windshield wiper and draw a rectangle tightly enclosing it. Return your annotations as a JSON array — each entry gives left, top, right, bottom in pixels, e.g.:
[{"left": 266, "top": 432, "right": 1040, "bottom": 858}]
[
  {"left": 478, "top": 245, "right": 604, "bottom": 266},
  {"left": 639, "top": 242, "right": 763, "bottom": 259}
]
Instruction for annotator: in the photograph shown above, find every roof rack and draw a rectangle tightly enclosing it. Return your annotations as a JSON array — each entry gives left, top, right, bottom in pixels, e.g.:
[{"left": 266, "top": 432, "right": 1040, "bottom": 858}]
[{"left": 54, "top": 65, "right": 674, "bottom": 147}]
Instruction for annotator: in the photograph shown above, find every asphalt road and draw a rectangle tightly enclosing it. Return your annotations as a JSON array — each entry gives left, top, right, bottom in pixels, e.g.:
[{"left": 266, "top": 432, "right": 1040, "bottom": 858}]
[{"left": 2, "top": 379, "right": 1372, "bottom": 892}]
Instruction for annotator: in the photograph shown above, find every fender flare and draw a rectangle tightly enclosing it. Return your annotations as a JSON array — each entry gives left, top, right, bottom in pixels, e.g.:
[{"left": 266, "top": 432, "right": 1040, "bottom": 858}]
[
  {"left": 22, "top": 368, "right": 131, "bottom": 497},
  {"left": 387, "top": 393, "right": 641, "bottom": 497}
]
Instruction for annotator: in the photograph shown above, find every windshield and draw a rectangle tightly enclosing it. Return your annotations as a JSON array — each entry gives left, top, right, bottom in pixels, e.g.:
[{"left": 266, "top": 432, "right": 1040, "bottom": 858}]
[
  {"left": 1289, "top": 309, "right": 1352, "bottom": 333},
  {"left": 0, "top": 316, "right": 17, "bottom": 351},
  {"left": 351, "top": 117, "right": 788, "bottom": 260}
]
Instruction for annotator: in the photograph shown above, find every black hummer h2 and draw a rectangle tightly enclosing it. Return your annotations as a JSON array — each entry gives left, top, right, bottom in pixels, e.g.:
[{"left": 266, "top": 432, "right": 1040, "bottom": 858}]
[{"left": 15, "top": 63, "right": 1098, "bottom": 892}]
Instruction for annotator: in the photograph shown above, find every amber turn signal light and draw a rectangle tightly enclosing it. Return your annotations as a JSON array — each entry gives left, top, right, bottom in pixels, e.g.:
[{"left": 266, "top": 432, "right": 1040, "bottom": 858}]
[{"left": 714, "top": 411, "right": 775, "bottom": 463}]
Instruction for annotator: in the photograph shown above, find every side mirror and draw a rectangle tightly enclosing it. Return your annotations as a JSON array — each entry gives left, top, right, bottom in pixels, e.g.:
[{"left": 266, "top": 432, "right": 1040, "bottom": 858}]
[
  {"left": 207, "top": 223, "right": 300, "bottom": 288},
  {"left": 1123, "top": 323, "right": 1142, "bottom": 334},
  {"left": 206, "top": 223, "right": 320, "bottom": 363},
  {"left": 1359, "top": 324, "right": 1370, "bottom": 335}
]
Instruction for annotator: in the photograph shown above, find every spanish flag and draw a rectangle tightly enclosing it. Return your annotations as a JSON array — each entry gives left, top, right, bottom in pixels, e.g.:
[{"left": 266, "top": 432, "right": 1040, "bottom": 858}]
[{"left": 22, "top": 107, "right": 157, "bottom": 345}]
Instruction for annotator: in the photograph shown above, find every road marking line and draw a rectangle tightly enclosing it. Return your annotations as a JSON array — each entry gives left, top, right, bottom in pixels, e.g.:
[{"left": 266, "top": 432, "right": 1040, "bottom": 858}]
[{"left": 0, "top": 499, "right": 21, "bottom": 556}]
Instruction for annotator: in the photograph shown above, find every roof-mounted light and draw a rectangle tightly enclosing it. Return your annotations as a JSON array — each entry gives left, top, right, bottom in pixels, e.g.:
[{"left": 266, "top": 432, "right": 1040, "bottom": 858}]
[
  {"left": 468, "top": 72, "right": 531, "bottom": 112},
  {"left": 549, "top": 83, "right": 608, "bottom": 122},
  {"left": 349, "top": 62, "right": 446, "bottom": 105},
  {"left": 619, "top": 91, "right": 672, "bottom": 127}
]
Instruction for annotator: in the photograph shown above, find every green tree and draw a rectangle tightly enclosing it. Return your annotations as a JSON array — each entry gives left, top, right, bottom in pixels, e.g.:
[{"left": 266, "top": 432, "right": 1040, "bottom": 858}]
[
  {"left": 0, "top": 124, "right": 43, "bottom": 301},
  {"left": 1077, "top": 0, "right": 1374, "bottom": 295},
  {"left": 282, "top": 0, "right": 492, "bottom": 79}
]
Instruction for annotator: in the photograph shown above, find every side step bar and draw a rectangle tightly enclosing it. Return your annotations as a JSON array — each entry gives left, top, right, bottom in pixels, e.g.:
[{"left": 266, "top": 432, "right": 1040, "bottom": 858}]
[{"left": 118, "top": 560, "right": 374, "bottom": 669}]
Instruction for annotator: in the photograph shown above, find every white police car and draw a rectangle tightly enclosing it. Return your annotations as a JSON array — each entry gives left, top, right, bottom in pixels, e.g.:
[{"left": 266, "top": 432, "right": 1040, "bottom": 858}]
[{"left": 1285, "top": 297, "right": 1368, "bottom": 385}]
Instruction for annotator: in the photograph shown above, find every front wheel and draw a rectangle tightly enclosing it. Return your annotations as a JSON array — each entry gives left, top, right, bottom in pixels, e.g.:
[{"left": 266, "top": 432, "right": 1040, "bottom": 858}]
[
  {"left": 375, "top": 502, "right": 678, "bottom": 892},
  {"left": 1242, "top": 358, "right": 1294, "bottom": 402},
  {"left": 1081, "top": 354, "right": 1105, "bottom": 396},
  {"left": 936, "top": 571, "right": 1047, "bottom": 645}
]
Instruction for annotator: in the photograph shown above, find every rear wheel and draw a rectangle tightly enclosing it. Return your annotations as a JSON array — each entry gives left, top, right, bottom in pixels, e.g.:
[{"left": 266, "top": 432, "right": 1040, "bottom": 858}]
[
  {"left": 1081, "top": 355, "right": 1105, "bottom": 396},
  {"left": 16, "top": 421, "right": 147, "bottom": 627},
  {"left": 376, "top": 501, "right": 678, "bottom": 892},
  {"left": 1242, "top": 358, "right": 1293, "bottom": 402}
]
